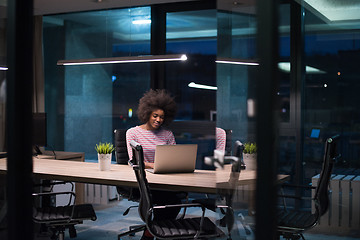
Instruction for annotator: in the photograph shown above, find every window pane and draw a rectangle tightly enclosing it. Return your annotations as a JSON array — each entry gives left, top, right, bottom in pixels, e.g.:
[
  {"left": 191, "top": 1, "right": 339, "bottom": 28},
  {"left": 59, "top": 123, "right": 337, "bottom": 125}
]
[
  {"left": 43, "top": 7, "right": 151, "bottom": 160},
  {"left": 166, "top": 10, "right": 217, "bottom": 121},
  {"left": 304, "top": 9, "right": 360, "bottom": 171},
  {"left": 165, "top": 9, "right": 217, "bottom": 170}
]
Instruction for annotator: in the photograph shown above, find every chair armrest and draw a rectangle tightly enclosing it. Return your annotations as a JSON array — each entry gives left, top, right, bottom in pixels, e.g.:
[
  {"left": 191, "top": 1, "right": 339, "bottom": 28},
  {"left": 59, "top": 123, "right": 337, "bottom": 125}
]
[
  {"left": 34, "top": 181, "right": 75, "bottom": 193},
  {"left": 278, "top": 194, "right": 314, "bottom": 201},
  {"left": 150, "top": 203, "right": 206, "bottom": 220},
  {"left": 152, "top": 202, "right": 204, "bottom": 210},
  {"left": 280, "top": 183, "right": 315, "bottom": 190},
  {"left": 33, "top": 191, "right": 76, "bottom": 206}
]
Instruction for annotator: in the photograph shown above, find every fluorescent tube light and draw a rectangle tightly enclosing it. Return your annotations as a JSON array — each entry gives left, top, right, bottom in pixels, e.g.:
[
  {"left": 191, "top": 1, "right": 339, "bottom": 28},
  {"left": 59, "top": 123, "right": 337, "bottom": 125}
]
[
  {"left": 216, "top": 57, "right": 259, "bottom": 66},
  {"left": 57, "top": 54, "right": 187, "bottom": 66},
  {"left": 0, "top": 67, "right": 8, "bottom": 71},
  {"left": 278, "top": 62, "right": 325, "bottom": 74},
  {"left": 188, "top": 82, "right": 217, "bottom": 90},
  {"left": 132, "top": 19, "right": 151, "bottom": 25}
]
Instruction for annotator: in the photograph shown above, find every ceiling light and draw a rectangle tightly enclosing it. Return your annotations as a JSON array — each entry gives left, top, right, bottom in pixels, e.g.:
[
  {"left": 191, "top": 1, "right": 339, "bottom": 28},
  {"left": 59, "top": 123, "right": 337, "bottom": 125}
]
[
  {"left": 278, "top": 62, "right": 325, "bottom": 74},
  {"left": 0, "top": 67, "right": 8, "bottom": 71},
  {"left": 57, "top": 54, "right": 187, "bottom": 66},
  {"left": 132, "top": 19, "right": 151, "bottom": 25},
  {"left": 216, "top": 57, "right": 259, "bottom": 66},
  {"left": 188, "top": 82, "right": 217, "bottom": 90}
]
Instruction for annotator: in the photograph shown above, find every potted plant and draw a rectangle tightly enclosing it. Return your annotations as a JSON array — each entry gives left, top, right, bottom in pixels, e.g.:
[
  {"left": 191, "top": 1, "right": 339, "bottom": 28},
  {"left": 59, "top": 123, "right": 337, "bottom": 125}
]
[
  {"left": 95, "top": 142, "right": 115, "bottom": 171},
  {"left": 243, "top": 142, "right": 257, "bottom": 170}
]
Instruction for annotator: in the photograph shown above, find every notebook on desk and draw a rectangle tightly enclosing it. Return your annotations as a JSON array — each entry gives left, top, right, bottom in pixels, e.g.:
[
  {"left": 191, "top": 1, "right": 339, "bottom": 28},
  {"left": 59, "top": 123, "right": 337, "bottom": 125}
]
[{"left": 146, "top": 144, "right": 198, "bottom": 174}]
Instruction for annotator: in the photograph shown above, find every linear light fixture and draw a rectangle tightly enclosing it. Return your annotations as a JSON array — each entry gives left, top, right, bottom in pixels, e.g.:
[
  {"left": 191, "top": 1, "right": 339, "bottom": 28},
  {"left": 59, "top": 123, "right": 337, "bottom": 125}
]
[
  {"left": 0, "top": 66, "right": 8, "bottom": 71},
  {"left": 188, "top": 82, "right": 217, "bottom": 90},
  {"left": 216, "top": 57, "right": 259, "bottom": 66},
  {"left": 278, "top": 62, "right": 325, "bottom": 74},
  {"left": 57, "top": 54, "right": 187, "bottom": 66},
  {"left": 132, "top": 19, "right": 151, "bottom": 25}
]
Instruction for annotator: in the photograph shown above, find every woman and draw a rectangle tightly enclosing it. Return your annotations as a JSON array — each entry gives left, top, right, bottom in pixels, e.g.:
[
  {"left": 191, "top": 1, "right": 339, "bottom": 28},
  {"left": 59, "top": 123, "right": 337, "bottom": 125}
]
[
  {"left": 126, "top": 89, "right": 177, "bottom": 166},
  {"left": 126, "top": 89, "right": 180, "bottom": 240}
]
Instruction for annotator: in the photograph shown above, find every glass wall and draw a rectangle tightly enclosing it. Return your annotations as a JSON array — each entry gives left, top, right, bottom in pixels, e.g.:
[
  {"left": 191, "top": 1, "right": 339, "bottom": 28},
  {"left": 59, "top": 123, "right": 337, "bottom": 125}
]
[
  {"left": 166, "top": 9, "right": 217, "bottom": 121},
  {"left": 0, "top": 5, "right": 6, "bottom": 152},
  {"left": 43, "top": 7, "right": 151, "bottom": 159},
  {"left": 277, "top": 2, "right": 360, "bottom": 237},
  {"left": 40, "top": 1, "right": 360, "bottom": 238},
  {"left": 216, "top": 9, "right": 257, "bottom": 147},
  {"left": 301, "top": 5, "right": 360, "bottom": 235},
  {"left": 303, "top": 8, "right": 360, "bottom": 172},
  {"left": 43, "top": 6, "right": 221, "bottom": 161},
  {"left": 165, "top": 10, "right": 217, "bottom": 169}
]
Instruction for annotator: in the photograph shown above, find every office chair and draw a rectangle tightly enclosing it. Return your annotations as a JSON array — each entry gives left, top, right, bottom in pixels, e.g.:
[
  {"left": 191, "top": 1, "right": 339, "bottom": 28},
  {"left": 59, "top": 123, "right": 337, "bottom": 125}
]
[
  {"left": 130, "top": 140, "right": 225, "bottom": 239},
  {"left": 32, "top": 181, "right": 97, "bottom": 240},
  {"left": 114, "top": 129, "right": 146, "bottom": 239},
  {"left": 193, "top": 140, "right": 246, "bottom": 239},
  {"left": 224, "top": 129, "right": 233, "bottom": 156},
  {"left": 114, "top": 129, "right": 141, "bottom": 202},
  {"left": 277, "top": 135, "right": 341, "bottom": 240}
]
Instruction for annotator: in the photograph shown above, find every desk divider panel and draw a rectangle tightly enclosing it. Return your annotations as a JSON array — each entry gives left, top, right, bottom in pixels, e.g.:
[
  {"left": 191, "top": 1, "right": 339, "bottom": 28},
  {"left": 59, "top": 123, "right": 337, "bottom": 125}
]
[
  {"left": 311, "top": 174, "right": 360, "bottom": 235},
  {"left": 84, "top": 183, "right": 117, "bottom": 205}
]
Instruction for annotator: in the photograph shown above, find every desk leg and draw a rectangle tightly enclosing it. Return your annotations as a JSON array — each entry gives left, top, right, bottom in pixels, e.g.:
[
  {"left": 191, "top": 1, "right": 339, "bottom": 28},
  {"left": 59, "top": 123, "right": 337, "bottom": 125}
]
[
  {"left": 75, "top": 183, "right": 84, "bottom": 204},
  {"left": 248, "top": 188, "right": 256, "bottom": 216},
  {"left": 235, "top": 184, "right": 256, "bottom": 216}
]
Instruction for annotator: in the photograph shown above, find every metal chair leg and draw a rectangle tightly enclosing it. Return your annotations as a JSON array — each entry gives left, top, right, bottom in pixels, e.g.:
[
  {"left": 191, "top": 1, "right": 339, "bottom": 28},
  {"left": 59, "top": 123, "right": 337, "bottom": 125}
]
[{"left": 117, "top": 224, "right": 146, "bottom": 240}]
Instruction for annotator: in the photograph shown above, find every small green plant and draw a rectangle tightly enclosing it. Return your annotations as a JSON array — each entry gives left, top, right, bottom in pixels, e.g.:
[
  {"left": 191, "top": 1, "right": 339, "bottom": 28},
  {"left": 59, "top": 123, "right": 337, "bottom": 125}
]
[
  {"left": 95, "top": 142, "right": 115, "bottom": 154},
  {"left": 244, "top": 142, "right": 257, "bottom": 154}
]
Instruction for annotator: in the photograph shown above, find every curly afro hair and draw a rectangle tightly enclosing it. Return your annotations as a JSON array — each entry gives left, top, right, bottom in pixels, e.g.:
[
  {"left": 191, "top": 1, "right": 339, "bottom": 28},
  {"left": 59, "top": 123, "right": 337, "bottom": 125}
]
[{"left": 137, "top": 89, "right": 177, "bottom": 126}]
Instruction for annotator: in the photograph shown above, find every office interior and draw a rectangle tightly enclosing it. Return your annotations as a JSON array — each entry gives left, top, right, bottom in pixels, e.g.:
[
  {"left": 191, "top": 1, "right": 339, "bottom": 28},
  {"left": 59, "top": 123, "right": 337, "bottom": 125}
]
[{"left": 1, "top": 0, "right": 360, "bottom": 239}]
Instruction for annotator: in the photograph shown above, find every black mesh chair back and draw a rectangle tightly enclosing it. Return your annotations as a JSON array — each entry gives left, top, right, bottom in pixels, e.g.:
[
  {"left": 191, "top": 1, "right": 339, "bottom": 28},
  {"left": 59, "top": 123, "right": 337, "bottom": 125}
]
[
  {"left": 114, "top": 129, "right": 130, "bottom": 164},
  {"left": 114, "top": 129, "right": 140, "bottom": 201},
  {"left": 130, "top": 141, "right": 155, "bottom": 223},
  {"left": 130, "top": 140, "right": 225, "bottom": 239},
  {"left": 314, "top": 135, "right": 339, "bottom": 216},
  {"left": 113, "top": 129, "right": 145, "bottom": 240},
  {"left": 225, "top": 129, "right": 233, "bottom": 156},
  {"left": 277, "top": 134, "right": 340, "bottom": 240}
]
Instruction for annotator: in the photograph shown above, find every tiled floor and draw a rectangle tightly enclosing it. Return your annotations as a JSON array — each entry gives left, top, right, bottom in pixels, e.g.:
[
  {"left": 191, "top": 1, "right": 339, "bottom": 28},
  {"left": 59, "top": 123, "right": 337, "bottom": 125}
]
[
  {"left": 39, "top": 199, "right": 360, "bottom": 240},
  {"left": 1, "top": 198, "right": 360, "bottom": 240}
]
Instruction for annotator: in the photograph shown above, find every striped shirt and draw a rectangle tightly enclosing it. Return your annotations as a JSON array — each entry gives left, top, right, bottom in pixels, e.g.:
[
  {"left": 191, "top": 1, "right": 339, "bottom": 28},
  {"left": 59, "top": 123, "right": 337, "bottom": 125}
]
[
  {"left": 126, "top": 126, "right": 176, "bottom": 163},
  {"left": 216, "top": 127, "right": 226, "bottom": 153}
]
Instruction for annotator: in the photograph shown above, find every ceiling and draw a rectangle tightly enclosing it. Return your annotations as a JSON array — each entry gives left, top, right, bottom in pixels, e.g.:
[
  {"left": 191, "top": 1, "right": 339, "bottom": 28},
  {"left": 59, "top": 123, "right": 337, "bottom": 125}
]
[
  {"left": 297, "top": 0, "right": 360, "bottom": 22},
  {"left": 0, "top": 0, "right": 257, "bottom": 17},
  {"left": 0, "top": 0, "right": 195, "bottom": 17},
  {"left": 31, "top": 0, "right": 360, "bottom": 22},
  {"left": 33, "top": 0, "right": 193, "bottom": 16},
  {"left": 0, "top": 0, "right": 359, "bottom": 22}
]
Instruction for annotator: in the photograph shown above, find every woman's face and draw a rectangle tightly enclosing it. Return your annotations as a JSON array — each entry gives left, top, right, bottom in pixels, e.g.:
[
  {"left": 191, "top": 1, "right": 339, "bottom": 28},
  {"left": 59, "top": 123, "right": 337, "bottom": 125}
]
[{"left": 147, "top": 109, "right": 165, "bottom": 130}]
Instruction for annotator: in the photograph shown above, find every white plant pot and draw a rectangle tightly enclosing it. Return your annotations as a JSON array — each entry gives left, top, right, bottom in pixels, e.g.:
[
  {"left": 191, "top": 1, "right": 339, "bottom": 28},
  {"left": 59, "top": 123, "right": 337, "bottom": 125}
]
[
  {"left": 98, "top": 153, "right": 112, "bottom": 171},
  {"left": 243, "top": 153, "right": 257, "bottom": 170}
]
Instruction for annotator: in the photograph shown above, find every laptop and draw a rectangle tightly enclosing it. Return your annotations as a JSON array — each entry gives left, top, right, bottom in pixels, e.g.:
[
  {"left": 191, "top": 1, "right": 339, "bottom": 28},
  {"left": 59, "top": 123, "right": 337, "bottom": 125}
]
[{"left": 146, "top": 144, "right": 198, "bottom": 174}]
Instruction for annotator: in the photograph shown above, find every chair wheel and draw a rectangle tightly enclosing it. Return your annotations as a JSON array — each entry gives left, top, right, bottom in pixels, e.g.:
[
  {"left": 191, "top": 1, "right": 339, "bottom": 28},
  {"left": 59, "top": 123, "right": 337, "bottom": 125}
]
[
  {"left": 50, "top": 229, "right": 58, "bottom": 240},
  {"left": 69, "top": 225, "right": 77, "bottom": 238}
]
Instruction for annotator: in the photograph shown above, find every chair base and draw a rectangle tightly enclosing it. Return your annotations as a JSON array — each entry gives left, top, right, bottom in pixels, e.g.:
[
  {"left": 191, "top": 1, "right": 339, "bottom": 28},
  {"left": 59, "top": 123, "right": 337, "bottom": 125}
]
[
  {"left": 278, "top": 232, "right": 305, "bottom": 240},
  {"left": 117, "top": 224, "right": 146, "bottom": 240}
]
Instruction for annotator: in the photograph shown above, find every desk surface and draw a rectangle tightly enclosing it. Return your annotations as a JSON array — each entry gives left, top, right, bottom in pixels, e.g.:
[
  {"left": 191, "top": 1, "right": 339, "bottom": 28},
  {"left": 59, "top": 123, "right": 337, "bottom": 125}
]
[{"left": 0, "top": 158, "right": 289, "bottom": 194}]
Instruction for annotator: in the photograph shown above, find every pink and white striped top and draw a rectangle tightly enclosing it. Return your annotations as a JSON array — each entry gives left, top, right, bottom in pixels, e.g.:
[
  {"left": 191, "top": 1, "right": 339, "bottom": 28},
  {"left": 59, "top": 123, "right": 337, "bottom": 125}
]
[
  {"left": 126, "top": 126, "right": 176, "bottom": 163},
  {"left": 216, "top": 127, "right": 226, "bottom": 153}
]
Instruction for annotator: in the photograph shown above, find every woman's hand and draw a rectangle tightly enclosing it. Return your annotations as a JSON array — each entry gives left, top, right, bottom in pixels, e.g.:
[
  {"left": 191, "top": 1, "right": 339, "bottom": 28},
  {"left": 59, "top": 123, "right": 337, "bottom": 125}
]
[{"left": 144, "top": 162, "right": 154, "bottom": 169}]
